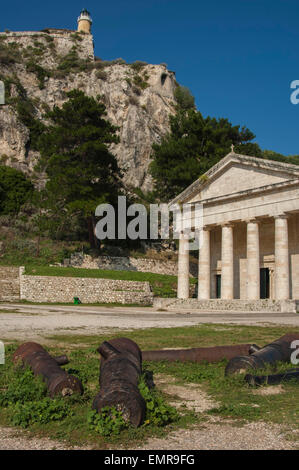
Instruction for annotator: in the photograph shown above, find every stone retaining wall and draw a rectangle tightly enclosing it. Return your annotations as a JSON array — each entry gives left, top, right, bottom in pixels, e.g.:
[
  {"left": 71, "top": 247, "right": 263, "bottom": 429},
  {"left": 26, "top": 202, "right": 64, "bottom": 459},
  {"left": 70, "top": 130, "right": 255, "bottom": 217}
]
[
  {"left": 0, "top": 267, "right": 20, "bottom": 301},
  {"left": 66, "top": 253, "right": 198, "bottom": 277},
  {"left": 20, "top": 273, "right": 153, "bottom": 305}
]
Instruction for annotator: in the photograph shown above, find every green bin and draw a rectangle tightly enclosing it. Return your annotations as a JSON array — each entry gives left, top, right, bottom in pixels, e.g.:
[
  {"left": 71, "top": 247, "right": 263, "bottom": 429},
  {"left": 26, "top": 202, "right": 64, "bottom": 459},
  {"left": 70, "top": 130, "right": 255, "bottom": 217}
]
[{"left": 74, "top": 297, "right": 81, "bottom": 305}]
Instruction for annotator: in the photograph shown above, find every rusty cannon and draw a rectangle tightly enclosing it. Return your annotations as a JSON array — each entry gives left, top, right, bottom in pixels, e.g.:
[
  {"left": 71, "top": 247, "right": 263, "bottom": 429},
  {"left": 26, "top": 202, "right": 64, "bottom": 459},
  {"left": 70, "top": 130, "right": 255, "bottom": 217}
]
[
  {"left": 13, "top": 342, "right": 83, "bottom": 397},
  {"left": 142, "top": 343, "right": 256, "bottom": 363},
  {"left": 245, "top": 368, "right": 299, "bottom": 386},
  {"left": 92, "top": 338, "right": 146, "bottom": 427},
  {"left": 225, "top": 333, "right": 299, "bottom": 376}
]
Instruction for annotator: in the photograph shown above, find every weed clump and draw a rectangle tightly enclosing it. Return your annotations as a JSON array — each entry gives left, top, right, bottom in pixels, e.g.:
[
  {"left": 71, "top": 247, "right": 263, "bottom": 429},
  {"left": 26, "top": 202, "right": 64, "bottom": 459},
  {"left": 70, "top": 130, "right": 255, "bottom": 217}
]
[
  {"left": 0, "top": 366, "right": 73, "bottom": 428},
  {"left": 139, "top": 376, "right": 179, "bottom": 426},
  {"left": 87, "top": 407, "right": 127, "bottom": 436},
  {"left": 11, "top": 398, "right": 71, "bottom": 428}
]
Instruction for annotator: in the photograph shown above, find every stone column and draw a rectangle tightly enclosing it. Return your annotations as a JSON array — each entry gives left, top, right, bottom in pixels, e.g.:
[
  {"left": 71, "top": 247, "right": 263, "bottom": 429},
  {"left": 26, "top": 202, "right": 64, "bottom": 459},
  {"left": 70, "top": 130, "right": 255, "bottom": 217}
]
[
  {"left": 275, "top": 215, "right": 290, "bottom": 300},
  {"left": 177, "top": 232, "right": 189, "bottom": 299},
  {"left": 198, "top": 228, "right": 210, "bottom": 299},
  {"left": 246, "top": 220, "right": 260, "bottom": 300},
  {"left": 221, "top": 224, "right": 234, "bottom": 300}
]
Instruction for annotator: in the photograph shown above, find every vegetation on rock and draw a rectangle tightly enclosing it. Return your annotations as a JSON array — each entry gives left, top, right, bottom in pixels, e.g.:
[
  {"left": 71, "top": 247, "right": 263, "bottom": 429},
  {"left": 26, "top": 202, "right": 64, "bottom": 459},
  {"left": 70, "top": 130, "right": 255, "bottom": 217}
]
[{"left": 0, "top": 165, "right": 34, "bottom": 215}]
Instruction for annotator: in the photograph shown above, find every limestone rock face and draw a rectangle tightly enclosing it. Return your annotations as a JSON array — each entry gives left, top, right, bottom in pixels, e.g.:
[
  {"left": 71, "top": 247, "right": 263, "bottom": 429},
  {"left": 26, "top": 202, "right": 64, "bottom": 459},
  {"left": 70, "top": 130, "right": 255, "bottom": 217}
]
[
  {"left": 0, "top": 31, "right": 177, "bottom": 190},
  {"left": 0, "top": 107, "right": 29, "bottom": 167}
]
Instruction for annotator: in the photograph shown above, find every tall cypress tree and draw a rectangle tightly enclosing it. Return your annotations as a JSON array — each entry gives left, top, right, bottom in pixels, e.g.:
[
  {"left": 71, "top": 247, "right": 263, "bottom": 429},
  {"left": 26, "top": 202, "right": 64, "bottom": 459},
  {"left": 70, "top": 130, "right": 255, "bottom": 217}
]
[{"left": 36, "top": 90, "right": 123, "bottom": 246}]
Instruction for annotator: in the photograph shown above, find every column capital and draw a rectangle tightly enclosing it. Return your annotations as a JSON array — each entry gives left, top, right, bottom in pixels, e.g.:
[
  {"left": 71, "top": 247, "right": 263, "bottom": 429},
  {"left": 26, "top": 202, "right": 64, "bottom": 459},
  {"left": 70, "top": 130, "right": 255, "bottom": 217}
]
[
  {"left": 274, "top": 213, "right": 289, "bottom": 220},
  {"left": 179, "top": 229, "right": 191, "bottom": 239},
  {"left": 244, "top": 218, "right": 260, "bottom": 225},
  {"left": 221, "top": 222, "right": 234, "bottom": 228}
]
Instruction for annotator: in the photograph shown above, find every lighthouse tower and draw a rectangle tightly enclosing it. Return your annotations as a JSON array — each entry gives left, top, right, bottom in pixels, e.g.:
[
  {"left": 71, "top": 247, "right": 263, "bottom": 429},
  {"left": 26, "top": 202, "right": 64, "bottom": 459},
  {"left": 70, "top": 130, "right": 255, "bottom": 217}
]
[{"left": 77, "top": 9, "right": 92, "bottom": 34}]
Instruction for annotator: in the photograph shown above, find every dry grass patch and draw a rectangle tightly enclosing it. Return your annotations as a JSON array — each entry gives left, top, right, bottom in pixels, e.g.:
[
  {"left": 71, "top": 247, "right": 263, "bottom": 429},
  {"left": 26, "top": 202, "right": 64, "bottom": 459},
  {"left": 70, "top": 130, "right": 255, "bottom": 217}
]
[{"left": 154, "top": 374, "right": 218, "bottom": 413}]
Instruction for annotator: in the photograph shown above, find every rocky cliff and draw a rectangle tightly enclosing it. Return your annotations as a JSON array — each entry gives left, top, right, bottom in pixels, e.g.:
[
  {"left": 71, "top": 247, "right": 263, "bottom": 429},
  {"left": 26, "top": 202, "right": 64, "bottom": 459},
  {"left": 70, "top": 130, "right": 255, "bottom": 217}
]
[{"left": 0, "top": 29, "right": 177, "bottom": 191}]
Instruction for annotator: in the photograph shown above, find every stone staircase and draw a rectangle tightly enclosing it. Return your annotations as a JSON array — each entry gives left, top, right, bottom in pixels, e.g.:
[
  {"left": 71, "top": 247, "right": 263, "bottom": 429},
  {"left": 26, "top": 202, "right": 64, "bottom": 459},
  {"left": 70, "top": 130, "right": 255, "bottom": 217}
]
[
  {"left": 0, "top": 267, "right": 20, "bottom": 301},
  {"left": 153, "top": 297, "right": 299, "bottom": 314}
]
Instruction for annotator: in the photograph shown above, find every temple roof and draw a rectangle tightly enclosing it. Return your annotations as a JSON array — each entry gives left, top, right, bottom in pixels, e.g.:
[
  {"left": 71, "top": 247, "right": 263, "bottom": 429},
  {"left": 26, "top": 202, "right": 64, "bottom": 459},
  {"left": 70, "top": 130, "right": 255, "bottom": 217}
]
[{"left": 169, "top": 152, "right": 299, "bottom": 206}]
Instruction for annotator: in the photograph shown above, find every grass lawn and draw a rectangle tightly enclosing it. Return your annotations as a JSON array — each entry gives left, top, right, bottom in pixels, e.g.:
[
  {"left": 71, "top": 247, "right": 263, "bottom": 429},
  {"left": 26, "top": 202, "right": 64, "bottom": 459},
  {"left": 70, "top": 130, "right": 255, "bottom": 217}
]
[
  {"left": 24, "top": 265, "right": 197, "bottom": 298},
  {"left": 0, "top": 323, "right": 298, "bottom": 449}
]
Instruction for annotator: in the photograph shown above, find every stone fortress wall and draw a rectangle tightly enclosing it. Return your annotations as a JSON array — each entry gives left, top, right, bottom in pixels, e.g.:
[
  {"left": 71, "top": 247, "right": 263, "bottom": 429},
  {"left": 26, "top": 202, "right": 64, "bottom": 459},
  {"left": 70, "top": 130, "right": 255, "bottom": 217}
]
[{"left": 0, "top": 29, "right": 94, "bottom": 62}]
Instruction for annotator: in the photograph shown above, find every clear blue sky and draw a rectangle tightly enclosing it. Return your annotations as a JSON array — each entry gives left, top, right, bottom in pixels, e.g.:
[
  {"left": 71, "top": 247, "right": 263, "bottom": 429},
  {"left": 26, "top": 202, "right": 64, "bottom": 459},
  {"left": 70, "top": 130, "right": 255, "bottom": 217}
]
[{"left": 3, "top": 0, "right": 299, "bottom": 155}]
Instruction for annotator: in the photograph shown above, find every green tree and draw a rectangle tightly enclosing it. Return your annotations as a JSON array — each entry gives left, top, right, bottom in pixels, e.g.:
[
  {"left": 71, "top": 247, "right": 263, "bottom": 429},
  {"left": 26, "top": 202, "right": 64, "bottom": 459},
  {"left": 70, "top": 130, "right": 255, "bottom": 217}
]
[
  {"left": 36, "top": 90, "right": 123, "bottom": 246},
  {"left": 174, "top": 86, "right": 196, "bottom": 110},
  {"left": 0, "top": 165, "right": 34, "bottom": 214},
  {"left": 149, "top": 109, "right": 256, "bottom": 201},
  {"left": 235, "top": 142, "right": 263, "bottom": 157},
  {"left": 262, "top": 149, "right": 299, "bottom": 165}
]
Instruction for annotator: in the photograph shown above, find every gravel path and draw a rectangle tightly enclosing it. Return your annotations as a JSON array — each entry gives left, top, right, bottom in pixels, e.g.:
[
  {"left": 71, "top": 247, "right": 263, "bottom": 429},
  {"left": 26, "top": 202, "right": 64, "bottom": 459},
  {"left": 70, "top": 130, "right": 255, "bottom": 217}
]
[
  {"left": 0, "top": 419, "right": 296, "bottom": 450},
  {"left": 0, "top": 427, "right": 89, "bottom": 450},
  {"left": 135, "top": 419, "right": 298, "bottom": 450},
  {"left": 0, "top": 303, "right": 298, "bottom": 341}
]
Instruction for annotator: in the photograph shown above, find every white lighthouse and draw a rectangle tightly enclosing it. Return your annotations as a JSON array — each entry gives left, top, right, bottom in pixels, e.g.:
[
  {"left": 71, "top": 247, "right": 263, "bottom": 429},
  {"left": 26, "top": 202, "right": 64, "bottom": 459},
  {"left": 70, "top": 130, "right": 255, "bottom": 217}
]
[{"left": 77, "top": 9, "right": 92, "bottom": 34}]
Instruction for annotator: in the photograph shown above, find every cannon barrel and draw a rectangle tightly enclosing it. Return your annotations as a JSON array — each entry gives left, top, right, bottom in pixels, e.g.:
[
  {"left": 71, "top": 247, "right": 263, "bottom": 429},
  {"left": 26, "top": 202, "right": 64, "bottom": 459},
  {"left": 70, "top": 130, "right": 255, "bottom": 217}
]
[
  {"left": 142, "top": 343, "right": 254, "bottom": 363},
  {"left": 92, "top": 338, "right": 146, "bottom": 427},
  {"left": 13, "top": 342, "right": 83, "bottom": 397},
  {"left": 53, "top": 355, "right": 69, "bottom": 366},
  {"left": 225, "top": 333, "right": 299, "bottom": 376},
  {"left": 245, "top": 368, "right": 299, "bottom": 386}
]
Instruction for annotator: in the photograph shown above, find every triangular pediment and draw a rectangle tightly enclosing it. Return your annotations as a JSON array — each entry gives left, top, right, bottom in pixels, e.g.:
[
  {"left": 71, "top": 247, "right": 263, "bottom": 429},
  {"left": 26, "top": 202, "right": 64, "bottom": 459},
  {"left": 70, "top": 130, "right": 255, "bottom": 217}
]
[{"left": 170, "top": 153, "right": 299, "bottom": 205}]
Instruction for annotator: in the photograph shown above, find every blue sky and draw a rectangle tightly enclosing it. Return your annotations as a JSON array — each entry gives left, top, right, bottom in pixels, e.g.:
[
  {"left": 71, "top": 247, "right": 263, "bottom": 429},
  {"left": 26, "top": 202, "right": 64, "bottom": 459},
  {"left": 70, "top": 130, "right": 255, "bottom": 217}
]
[{"left": 3, "top": 0, "right": 299, "bottom": 155}]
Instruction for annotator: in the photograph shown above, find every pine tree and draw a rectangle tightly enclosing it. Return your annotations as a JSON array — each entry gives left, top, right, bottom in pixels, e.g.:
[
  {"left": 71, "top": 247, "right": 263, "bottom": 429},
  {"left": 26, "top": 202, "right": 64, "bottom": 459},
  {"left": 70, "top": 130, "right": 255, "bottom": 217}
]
[
  {"left": 149, "top": 108, "right": 258, "bottom": 201},
  {"left": 36, "top": 90, "right": 123, "bottom": 246}
]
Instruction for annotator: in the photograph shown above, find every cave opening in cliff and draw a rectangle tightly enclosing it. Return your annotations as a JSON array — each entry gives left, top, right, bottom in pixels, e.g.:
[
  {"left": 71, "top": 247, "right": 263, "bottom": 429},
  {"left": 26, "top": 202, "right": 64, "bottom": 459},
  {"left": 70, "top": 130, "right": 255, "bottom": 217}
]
[{"left": 161, "top": 73, "right": 167, "bottom": 86}]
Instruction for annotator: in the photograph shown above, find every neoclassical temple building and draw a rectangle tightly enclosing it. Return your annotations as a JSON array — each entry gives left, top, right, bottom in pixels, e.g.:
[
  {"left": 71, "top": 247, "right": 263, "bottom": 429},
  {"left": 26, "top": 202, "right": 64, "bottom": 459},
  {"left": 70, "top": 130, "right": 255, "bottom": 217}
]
[{"left": 171, "top": 150, "right": 299, "bottom": 312}]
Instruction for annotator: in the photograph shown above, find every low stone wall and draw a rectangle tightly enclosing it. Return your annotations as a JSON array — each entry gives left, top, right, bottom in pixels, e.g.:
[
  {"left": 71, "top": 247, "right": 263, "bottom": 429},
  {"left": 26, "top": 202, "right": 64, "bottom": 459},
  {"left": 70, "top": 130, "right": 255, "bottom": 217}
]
[
  {"left": 153, "top": 298, "right": 299, "bottom": 313},
  {"left": 20, "top": 274, "right": 153, "bottom": 305},
  {"left": 66, "top": 253, "right": 198, "bottom": 277},
  {"left": 0, "top": 266, "right": 20, "bottom": 301}
]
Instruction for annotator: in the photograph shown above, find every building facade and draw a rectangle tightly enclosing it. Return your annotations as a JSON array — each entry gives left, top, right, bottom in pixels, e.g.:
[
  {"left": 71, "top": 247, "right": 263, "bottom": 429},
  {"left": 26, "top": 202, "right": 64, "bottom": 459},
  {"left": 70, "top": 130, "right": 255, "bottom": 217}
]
[{"left": 171, "top": 151, "right": 299, "bottom": 307}]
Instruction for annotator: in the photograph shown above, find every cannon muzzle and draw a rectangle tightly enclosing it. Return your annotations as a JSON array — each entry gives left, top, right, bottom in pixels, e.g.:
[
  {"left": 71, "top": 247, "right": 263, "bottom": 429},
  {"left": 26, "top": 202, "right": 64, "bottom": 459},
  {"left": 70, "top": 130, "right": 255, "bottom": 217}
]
[
  {"left": 225, "top": 333, "right": 299, "bottom": 376},
  {"left": 92, "top": 338, "right": 145, "bottom": 427},
  {"left": 13, "top": 342, "right": 83, "bottom": 397}
]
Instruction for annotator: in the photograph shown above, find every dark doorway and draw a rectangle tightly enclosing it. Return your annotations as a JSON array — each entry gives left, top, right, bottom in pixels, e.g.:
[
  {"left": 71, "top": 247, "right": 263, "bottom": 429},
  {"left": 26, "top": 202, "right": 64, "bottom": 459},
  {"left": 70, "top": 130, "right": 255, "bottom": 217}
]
[
  {"left": 260, "top": 268, "right": 270, "bottom": 299},
  {"left": 216, "top": 275, "right": 221, "bottom": 299}
]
